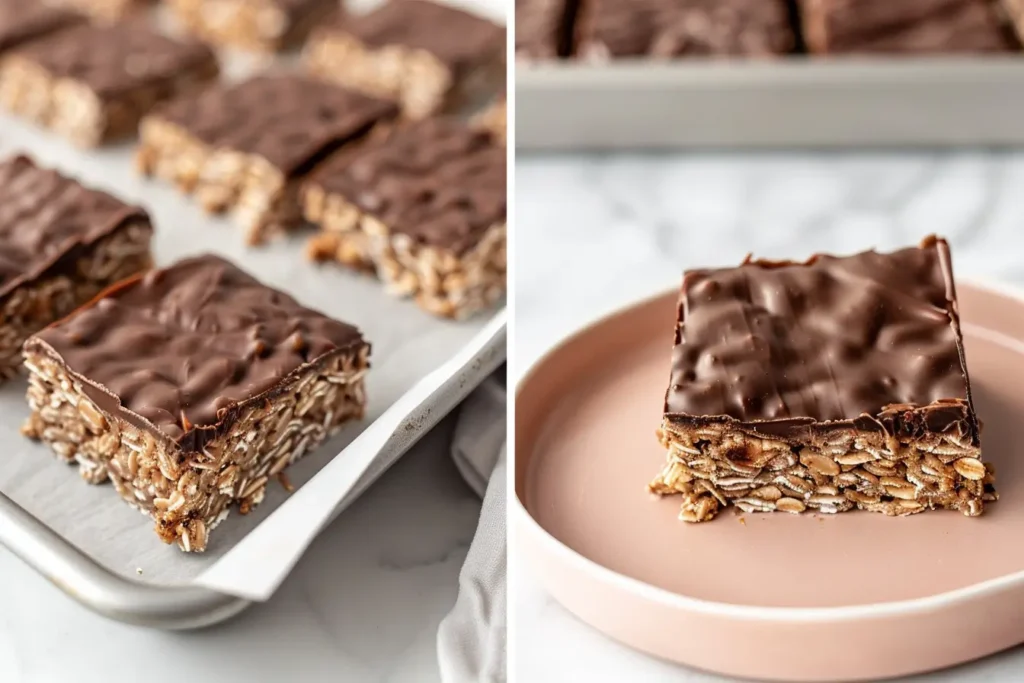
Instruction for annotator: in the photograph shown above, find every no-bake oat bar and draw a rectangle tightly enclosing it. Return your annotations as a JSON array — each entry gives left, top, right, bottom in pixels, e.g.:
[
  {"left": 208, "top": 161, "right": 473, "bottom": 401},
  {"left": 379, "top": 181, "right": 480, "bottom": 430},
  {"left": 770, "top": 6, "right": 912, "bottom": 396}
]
[
  {"left": 516, "top": 0, "right": 579, "bottom": 59},
  {"left": 798, "top": 0, "right": 1017, "bottom": 53},
  {"left": 22, "top": 254, "right": 370, "bottom": 552},
  {"left": 167, "top": 0, "right": 338, "bottom": 52},
  {"left": 0, "top": 155, "right": 152, "bottom": 379},
  {"left": 0, "top": 20, "right": 218, "bottom": 146},
  {"left": 576, "top": 0, "right": 795, "bottom": 59},
  {"left": 651, "top": 236, "right": 995, "bottom": 522},
  {"left": 304, "top": 0, "right": 505, "bottom": 119},
  {"left": 304, "top": 117, "right": 506, "bottom": 319},
  {"left": 137, "top": 74, "right": 396, "bottom": 245},
  {"left": 0, "top": 0, "right": 84, "bottom": 54}
]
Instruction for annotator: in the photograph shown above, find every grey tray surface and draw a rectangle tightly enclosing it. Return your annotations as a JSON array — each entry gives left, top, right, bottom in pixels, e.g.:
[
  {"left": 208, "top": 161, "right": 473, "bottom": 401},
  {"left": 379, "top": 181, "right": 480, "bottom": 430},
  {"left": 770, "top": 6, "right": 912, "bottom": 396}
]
[{"left": 516, "top": 58, "right": 1024, "bottom": 150}]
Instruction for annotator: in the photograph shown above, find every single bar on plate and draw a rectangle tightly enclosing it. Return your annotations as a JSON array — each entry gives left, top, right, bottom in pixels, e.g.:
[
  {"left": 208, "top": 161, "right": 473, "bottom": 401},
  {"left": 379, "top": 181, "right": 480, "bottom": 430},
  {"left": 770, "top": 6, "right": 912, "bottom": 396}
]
[
  {"left": 0, "top": 0, "right": 85, "bottom": 54},
  {"left": 304, "top": 0, "right": 505, "bottom": 119},
  {"left": 0, "top": 20, "right": 218, "bottom": 146},
  {"left": 651, "top": 236, "right": 995, "bottom": 522},
  {"left": 44, "top": 0, "right": 150, "bottom": 22},
  {"left": 799, "top": 0, "right": 1017, "bottom": 53},
  {"left": 304, "top": 117, "right": 506, "bottom": 319},
  {"left": 576, "top": 0, "right": 795, "bottom": 59},
  {"left": 0, "top": 155, "right": 153, "bottom": 379},
  {"left": 516, "top": 0, "right": 579, "bottom": 59},
  {"left": 167, "top": 0, "right": 338, "bottom": 52},
  {"left": 22, "top": 254, "right": 370, "bottom": 552},
  {"left": 136, "top": 74, "right": 397, "bottom": 245}
]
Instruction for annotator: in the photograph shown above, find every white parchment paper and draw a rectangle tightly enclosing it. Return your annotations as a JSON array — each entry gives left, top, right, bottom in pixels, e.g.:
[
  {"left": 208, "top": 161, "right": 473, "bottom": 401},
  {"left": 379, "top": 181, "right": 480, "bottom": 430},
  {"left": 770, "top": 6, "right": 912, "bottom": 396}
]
[{"left": 0, "top": 0, "right": 506, "bottom": 601}]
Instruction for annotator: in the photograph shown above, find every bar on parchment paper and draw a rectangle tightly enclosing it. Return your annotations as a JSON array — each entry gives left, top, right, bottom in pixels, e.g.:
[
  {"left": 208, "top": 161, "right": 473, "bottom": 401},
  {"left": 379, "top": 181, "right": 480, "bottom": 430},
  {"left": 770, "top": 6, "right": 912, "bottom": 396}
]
[
  {"left": 651, "top": 236, "right": 996, "bottom": 522},
  {"left": 303, "top": 117, "right": 506, "bottom": 319},
  {"left": 304, "top": 0, "right": 505, "bottom": 119},
  {"left": 0, "top": 20, "right": 217, "bottom": 146},
  {"left": 576, "top": 0, "right": 795, "bottom": 60},
  {"left": 0, "top": 155, "right": 152, "bottom": 379},
  {"left": 798, "top": 0, "right": 1018, "bottom": 54},
  {"left": 22, "top": 254, "right": 370, "bottom": 553},
  {"left": 136, "top": 74, "right": 397, "bottom": 245},
  {"left": 167, "top": 0, "right": 338, "bottom": 52}
]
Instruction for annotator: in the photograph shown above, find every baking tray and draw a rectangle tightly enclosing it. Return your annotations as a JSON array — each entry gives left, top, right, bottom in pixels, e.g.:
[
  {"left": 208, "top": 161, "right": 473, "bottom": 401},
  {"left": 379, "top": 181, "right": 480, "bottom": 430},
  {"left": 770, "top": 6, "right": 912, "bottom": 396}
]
[
  {"left": 516, "top": 58, "right": 1024, "bottom": 150},
  {"left": 0, "top": 6, "right": 506, "bottom": 628}
]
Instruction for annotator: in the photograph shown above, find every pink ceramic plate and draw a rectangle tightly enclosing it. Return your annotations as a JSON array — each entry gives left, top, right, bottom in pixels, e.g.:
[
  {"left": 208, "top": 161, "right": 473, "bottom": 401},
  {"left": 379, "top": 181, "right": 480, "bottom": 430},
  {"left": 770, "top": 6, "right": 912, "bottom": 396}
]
[{"left": 515, "top": 281, "right": 1024, "bottom": 682}]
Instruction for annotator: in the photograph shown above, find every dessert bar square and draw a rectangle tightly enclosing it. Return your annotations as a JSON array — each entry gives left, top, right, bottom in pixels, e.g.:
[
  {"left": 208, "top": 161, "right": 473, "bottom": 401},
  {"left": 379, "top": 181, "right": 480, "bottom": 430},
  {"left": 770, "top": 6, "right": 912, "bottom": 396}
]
[
  {"left": 167, "top": 0, "right": 339, "bottom": 52},
  {"left": 0, "top": 0, "right": 84, "bottom": 54},
  {"left": 799, "top": 0, "right": 1017, "bottom": 53},
  {"left": 137, "top": 74, "right": 396, "bottom": 245},
  {"left": 304, "top": 117, "right": 506, "bottom": 319},
  {"left": 650, "top": 236, "right": 995, "bottom": 522},
  {"left": 516, "top": 0, "right": 578, "bottom": 60},
  {"left": 0, "top": 20, "right": 218, "bottom": 146},
  {"left": 0, "top": 155, "right": 153, "bottom": 378},
  {"left": 22, "top": 254, "right": 370, "bottom": 553},
  {"left": 576, "top": 0, "right": 795, "bottom": 59},
  {"left": 304, "top": 0, "right": 505, "bottom": 119},
  {"left": 46, "top": 0, "right": 150, "bottom": 22}
]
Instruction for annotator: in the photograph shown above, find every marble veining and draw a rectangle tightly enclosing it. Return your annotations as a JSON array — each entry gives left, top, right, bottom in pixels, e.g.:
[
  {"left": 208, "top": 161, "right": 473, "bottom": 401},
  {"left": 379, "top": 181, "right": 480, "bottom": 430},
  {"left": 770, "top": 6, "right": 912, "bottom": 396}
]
[{"left": 514, "top": 150, "right": 1024, "bottom": 682}]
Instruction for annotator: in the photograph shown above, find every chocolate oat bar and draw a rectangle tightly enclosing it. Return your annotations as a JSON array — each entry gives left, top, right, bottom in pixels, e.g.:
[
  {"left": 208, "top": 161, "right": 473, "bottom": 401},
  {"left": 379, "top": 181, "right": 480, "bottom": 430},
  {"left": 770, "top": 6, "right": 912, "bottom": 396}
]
[
  {"left": 0, "top": 156, "right": 153, "bottom": 379},
  {"left": 46, "top": 0, "right": 150, "bottom": 22},
  {"left": 576, "top": 0, "right": 795, "bottom": 59},
  {"left": 304, "top": 0, "right": 505, "bottom": 119},
  {"left": 516, "top": 0, "right": 579, "bottom": 59},
  {"left": 798, "top": 0, "right": 1017, "bottom": 53},
  {"left": 651, "top": 236, "right": 995, "bottom": 522},
  {"left": 137, "top": 74, "right": 397, "bottom": 245},
  {"left": 167, "top": 0, "right": 338, "bottom": 52},
  {"left": 0, "top": 20, "right": 218, "bottom": 147},
  {"left": 0, "top": 0, "right": 84, "bottom": 54},
  {"left": 22, "top": 254, "right": 370, "bottom": 552},
  {"left": 304, "top": 117, "right": 506, "bottom": 319}
]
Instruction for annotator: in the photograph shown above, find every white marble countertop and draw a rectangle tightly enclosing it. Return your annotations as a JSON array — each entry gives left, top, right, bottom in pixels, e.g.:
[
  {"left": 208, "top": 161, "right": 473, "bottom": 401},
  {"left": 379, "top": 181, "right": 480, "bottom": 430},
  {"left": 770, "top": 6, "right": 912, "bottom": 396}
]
[
  {"left": 514, "top": 151, "right": 1024, "bottom": 682},
  {"left": 0, "top": 417, "right": 483, "bottom": 682}
]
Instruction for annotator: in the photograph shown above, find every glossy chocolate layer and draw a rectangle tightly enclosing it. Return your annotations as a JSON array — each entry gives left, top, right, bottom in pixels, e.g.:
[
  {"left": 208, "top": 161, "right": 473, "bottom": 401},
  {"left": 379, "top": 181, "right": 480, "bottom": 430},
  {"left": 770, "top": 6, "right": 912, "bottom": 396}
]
[
  {"left": 13, "top": 19, "right": 216, "bottom": 98},
  {"left": 307, "top": 117, "right": 506, "bottom": 255},
  {"left": 577, "top": 0, "right": 794, "bottom": 58},
  {"left": 0, "top": 155, "right": 148, "bottom": 298},
  {"left": 799, "top": 0, "right": 1016, "bottom": 53},
  {"left": 28, "top": 255, "right": 367, "bottom": 451},
  {"left": 153, "top": 74, "right": 397, "bottom": 176},
  {"left": 345, "top": 0, "right": 504, "bottom": 73},
  {"left": 0, "top": 0, "right": 83, "bottom": 53},
  {"left": 664, "top": 236, "right": 979, "bottom": 444}
]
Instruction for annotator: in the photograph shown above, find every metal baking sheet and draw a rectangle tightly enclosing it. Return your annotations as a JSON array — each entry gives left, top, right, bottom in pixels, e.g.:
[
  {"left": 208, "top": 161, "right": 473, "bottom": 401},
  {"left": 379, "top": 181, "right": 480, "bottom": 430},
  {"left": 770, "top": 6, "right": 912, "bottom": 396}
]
[
  {"left": 516, "top": 58, "right": 1024, "bottom": 150},
  {"left": 0, "top": 2, "right": 506, "bottom": 626}
]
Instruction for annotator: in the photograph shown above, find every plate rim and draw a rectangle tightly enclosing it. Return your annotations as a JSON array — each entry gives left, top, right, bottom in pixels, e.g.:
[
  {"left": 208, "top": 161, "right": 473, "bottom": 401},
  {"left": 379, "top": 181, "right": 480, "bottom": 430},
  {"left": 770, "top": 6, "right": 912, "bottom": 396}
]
[{"left": 515, "top": 276, "right": 1024, "bottom": 623}]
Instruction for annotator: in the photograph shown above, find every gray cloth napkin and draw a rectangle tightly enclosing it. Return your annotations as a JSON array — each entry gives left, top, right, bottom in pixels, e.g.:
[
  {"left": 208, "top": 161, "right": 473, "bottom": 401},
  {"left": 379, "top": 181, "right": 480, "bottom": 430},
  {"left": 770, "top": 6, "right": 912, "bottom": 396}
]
[{"left": 437, "top": 371, "right": 507, "bottom": 683}]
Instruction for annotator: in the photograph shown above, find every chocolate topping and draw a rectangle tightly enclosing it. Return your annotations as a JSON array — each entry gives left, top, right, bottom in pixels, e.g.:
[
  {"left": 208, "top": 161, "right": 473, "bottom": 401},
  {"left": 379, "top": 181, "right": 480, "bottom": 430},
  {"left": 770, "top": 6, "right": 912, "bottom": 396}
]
[
  {"left": 800, "top": 0, "right": 1016, "bottom": 53},
  {"left": 664, "top": 236, "right": 978, "bottom": 444},
  {"left": 13, "top": 19, "right": 216, "bottom": 98},
  {"left": 345, "top": 0, "right": 504, "bottom": 73},
  {"left": 577, "top": 0, "right": 795, "bottom": 59},
  {"left": 153, "top": 74, "right": 397, "bottom": 176},
  {"left": 0, "top": 0, "right": 83, "bottom": 53},
  {"left": 28, "top": 255, "right": 367, "bottom": 451},
  {"left": 307, "top": 118, "right": 506, "bottom": 255},
  {"left": 0, "top": 155, "right": 149, "bottom": 299}
]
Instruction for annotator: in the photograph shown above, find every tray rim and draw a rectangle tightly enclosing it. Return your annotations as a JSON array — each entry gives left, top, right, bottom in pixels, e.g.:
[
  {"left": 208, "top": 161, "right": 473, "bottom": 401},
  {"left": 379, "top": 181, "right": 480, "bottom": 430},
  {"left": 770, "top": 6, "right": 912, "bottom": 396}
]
[
  {"left": 1, "top": 309, "right": 506, "bottom": 630},
  {"left": 514, "top": 279, "right": 1024, "bottom": 623}
]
